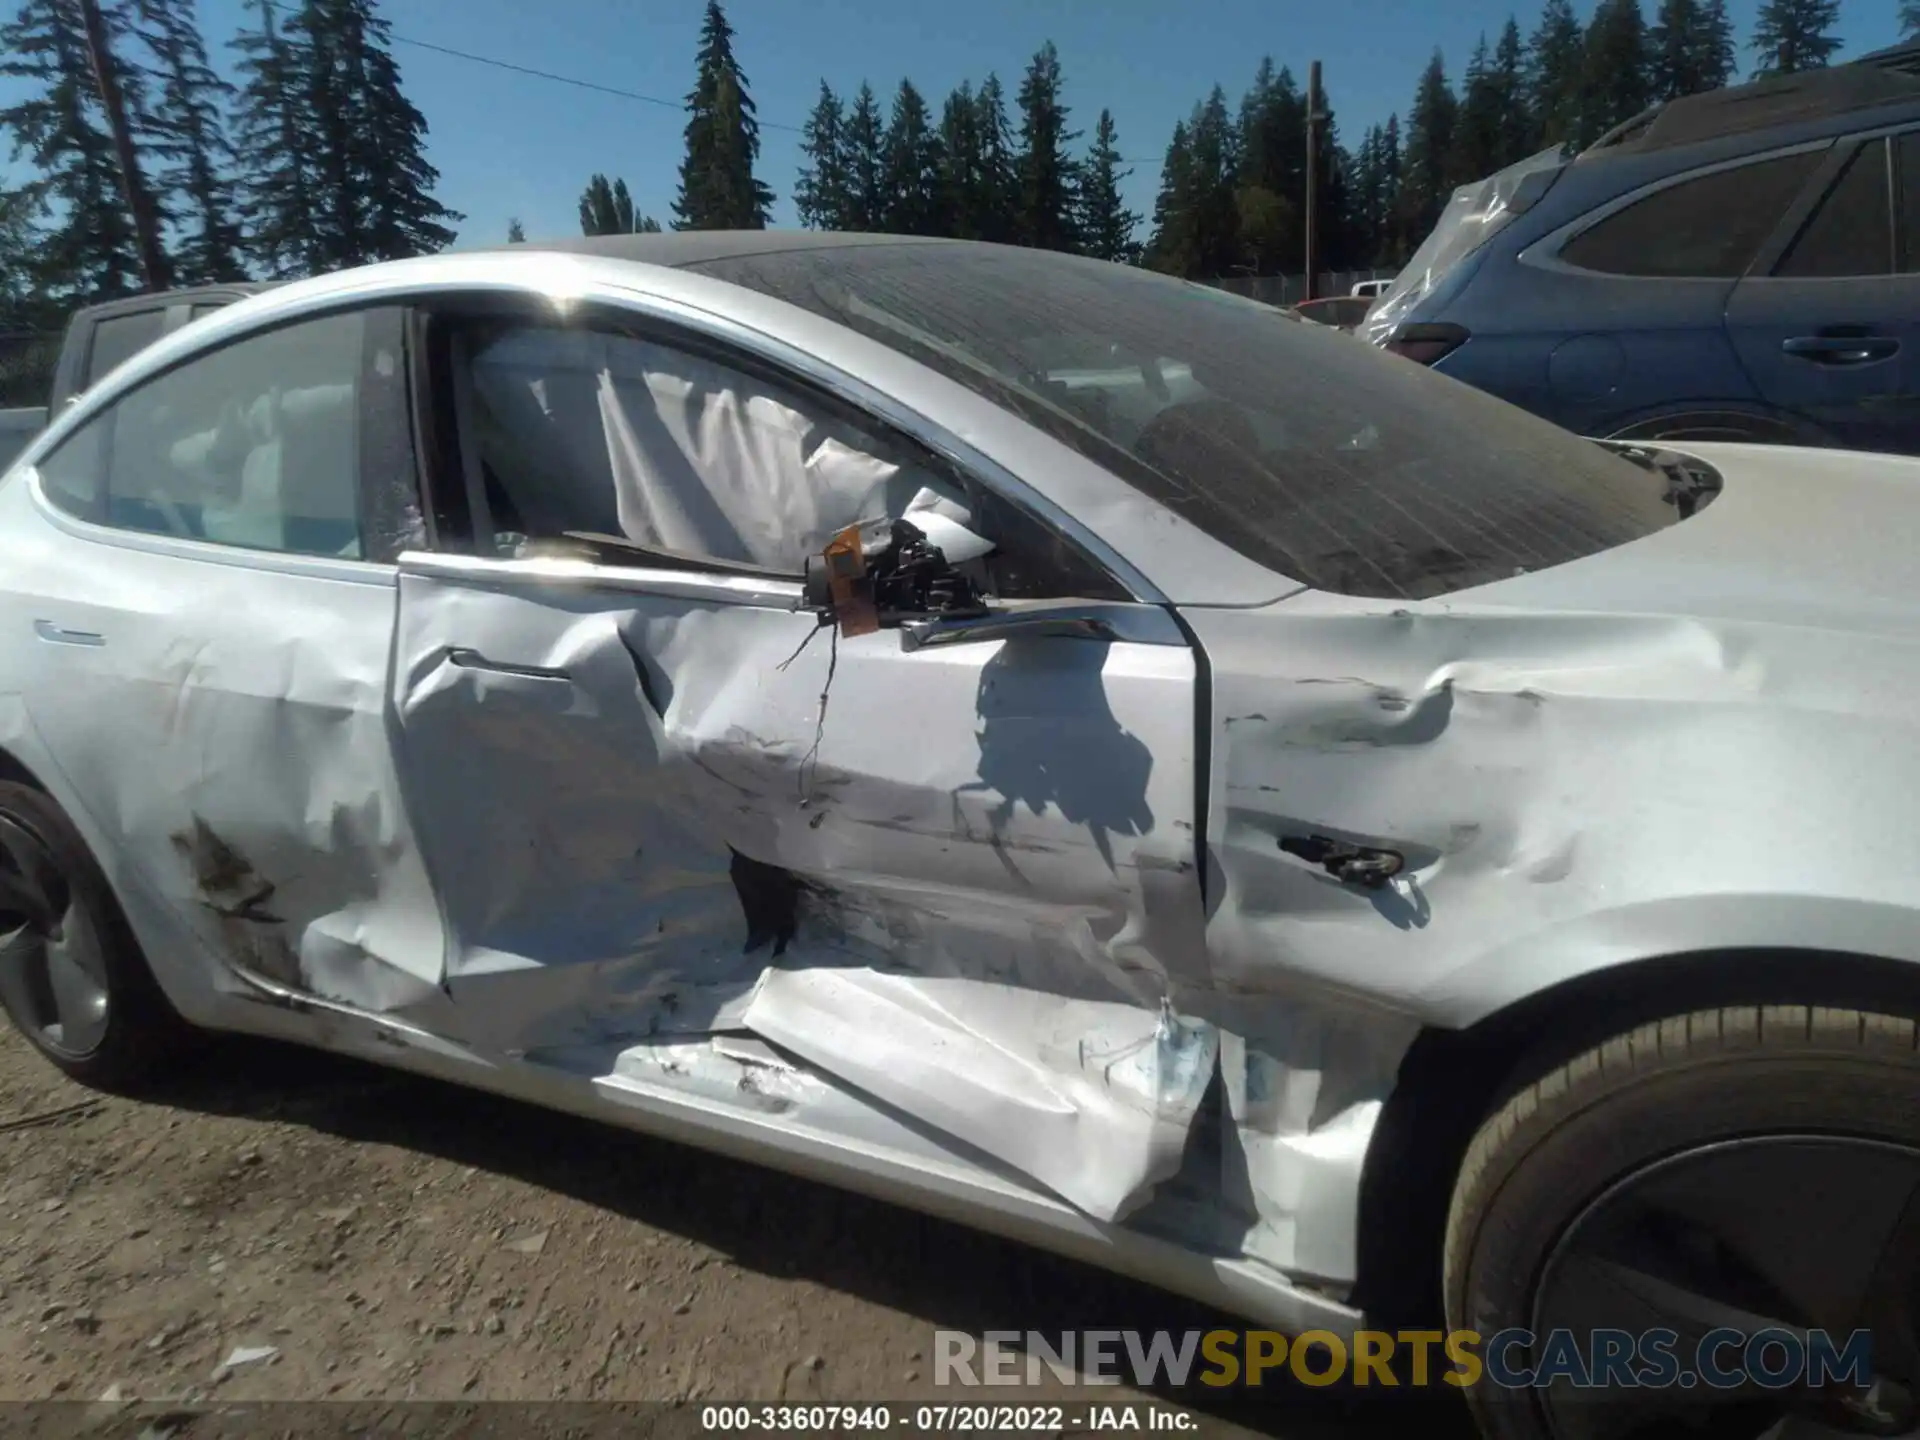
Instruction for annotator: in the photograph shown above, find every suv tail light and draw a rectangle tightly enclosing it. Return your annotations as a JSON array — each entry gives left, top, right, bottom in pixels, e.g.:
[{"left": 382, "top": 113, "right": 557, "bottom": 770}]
[{"left": 1385, "top": 322, "right": 1470, "bottom": 366}]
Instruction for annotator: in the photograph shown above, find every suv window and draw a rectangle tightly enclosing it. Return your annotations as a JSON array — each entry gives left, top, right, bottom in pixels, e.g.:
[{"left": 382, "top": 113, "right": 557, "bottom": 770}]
[
  {"left": 38, "top": 312, "right": 369, "bottom": 558},
  {"left": 444, "top": 318, "right": 1123, "bottom": 598},
  {"left": 1778, "top": 139, "right": 1894, "bottom": 277},
  {"left": 1899, "top": 132, "right": 1920, "bottom": 272},
  {"left": 1560, "top": 149, "right": 1824, "bottom": 278},
  {"left": 85, "top": 310, "right": 168, "bottom": 387}
]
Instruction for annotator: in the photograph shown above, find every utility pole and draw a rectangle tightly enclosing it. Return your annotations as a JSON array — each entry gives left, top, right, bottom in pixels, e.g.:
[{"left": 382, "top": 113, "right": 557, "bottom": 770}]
[
  {"left": 76, "top": 0, "right": 171, "bottom": 292},
  {"left": 1304, "top": 59, "right": 1324, "bottom": 302}
]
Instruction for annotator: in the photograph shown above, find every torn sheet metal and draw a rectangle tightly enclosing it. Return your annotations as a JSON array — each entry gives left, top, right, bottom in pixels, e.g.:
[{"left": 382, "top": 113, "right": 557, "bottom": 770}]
[
  {"left": 744, "top": 971, "right": 1216, "bottom": 1222},
  {"left": 390, "top": 556, "right": 1209, "bottom": 1217},
  {"left": 1216, "top": 1005, "right": 1420, "bottom": 1282}
]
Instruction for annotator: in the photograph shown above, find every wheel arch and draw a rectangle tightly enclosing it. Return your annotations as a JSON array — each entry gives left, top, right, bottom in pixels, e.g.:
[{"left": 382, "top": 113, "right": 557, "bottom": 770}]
[
  {"left": 0, "top": 741, "right": 52, "bottom": 794},
  {"left": 1600, "top": 400, "right": 1834, "bottom": 446},
  {"left": 1350, "top": 945, "right": 1920, "bottom": 1327}
]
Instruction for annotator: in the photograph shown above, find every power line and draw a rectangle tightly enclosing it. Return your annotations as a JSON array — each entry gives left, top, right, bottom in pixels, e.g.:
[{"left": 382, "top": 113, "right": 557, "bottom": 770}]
[
  {"left": 257, "top": 0, "right": 781, "bottom": 127},
  {"left": 257, "top": 0, "right": 1157, "bottom": 160}
]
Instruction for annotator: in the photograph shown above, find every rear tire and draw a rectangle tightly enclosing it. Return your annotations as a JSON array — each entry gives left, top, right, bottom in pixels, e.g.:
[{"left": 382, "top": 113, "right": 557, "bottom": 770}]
[
  {"left": 0, "top": 780, "right": 194, "bottom": 1090},
  {"left": 1445, "top": 1006, "right": 1920, "bottom": 1440}
]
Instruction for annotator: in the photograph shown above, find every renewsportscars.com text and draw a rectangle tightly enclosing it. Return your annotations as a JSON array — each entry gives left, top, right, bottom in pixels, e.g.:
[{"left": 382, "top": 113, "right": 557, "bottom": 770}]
[{"left": 934, "top": 1328, "right": 1875, "bottom": 1392}]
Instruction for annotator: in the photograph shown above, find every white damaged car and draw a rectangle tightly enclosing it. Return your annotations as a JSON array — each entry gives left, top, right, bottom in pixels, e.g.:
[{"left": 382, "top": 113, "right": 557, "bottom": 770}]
[{"left": 0, "top": 232, "right": 1915, "bottom": 1439}]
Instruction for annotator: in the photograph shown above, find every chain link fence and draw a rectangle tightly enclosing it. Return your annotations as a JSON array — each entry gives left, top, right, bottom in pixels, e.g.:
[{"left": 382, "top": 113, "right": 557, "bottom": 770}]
[
  {"left": 1210, "top": 269, "right": 1396, "bottom": 307},
  {"left": 0, "top": 331, "right": 61, "bottom": 408}
]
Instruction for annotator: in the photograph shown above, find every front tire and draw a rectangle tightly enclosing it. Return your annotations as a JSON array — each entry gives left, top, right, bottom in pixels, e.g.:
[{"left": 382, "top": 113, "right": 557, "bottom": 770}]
[
  {"left": 0, "top": 780, "right": 192, "bottom": 1089},
  {"left": 1446, "top": 1006, "right": 1920, "bottom": 1440}
]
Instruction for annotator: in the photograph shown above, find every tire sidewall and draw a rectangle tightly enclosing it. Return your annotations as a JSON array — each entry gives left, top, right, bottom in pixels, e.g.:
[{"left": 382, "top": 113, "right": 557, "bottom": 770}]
[
  {"left": 1449, "top": 1042, "right": 1920, "bottom": 1440},
  {"left": 0, "top": 780, "right": 176, "bottom": 1083}
]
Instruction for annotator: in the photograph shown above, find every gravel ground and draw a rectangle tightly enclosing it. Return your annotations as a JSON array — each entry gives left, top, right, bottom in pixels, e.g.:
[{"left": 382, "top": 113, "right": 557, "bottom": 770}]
[{"left": 0, "top": 1023, "right": 1474, "bottom": 1438}]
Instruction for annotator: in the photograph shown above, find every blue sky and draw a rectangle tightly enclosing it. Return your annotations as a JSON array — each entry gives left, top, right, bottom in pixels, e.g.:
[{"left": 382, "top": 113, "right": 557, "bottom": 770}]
[{"left": 2, "top": 0, "right": 1909, "bottom": 249}]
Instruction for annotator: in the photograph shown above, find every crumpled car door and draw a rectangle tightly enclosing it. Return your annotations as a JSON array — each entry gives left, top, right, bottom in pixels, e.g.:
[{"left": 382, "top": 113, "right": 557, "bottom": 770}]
[{"left": 390, "top": 554, "right": 1211, "bottom": 1221}]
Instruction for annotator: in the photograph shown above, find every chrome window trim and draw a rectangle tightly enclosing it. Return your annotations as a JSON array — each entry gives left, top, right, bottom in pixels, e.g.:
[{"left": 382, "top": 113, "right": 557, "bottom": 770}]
[
  {"left": 23, "top": 465, "right": 399, "bottom": 587},
  {"left": 399, "top": 548, "right": 805, "bottom": 610}
]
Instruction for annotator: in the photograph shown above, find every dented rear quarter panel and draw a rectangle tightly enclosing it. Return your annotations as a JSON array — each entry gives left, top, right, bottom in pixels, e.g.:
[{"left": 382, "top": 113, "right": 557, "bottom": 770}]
[{"left": 1198, "top": 449, "right": 1920, "bottom": 1034}]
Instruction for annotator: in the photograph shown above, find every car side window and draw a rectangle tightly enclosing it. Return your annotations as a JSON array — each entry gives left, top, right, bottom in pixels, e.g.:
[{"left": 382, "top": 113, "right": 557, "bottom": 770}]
[
  {"left": 36, "top": 311, "right": 372, "bottom": 559},
  {"left": 1897, "top": 133, "right": 1920, "bottom": 273},
  {"left": 1777, "top": 139, "right": 1894, "bottom": 277},
  {"left": 84, "top": 310, "right": 168, "bottom": 387},
  {"left": 441, "top": 316, "right": 1127, "bottom": 599},
  {"left": 1559, "top": 149, "right": 1824, "bottom": 278}
]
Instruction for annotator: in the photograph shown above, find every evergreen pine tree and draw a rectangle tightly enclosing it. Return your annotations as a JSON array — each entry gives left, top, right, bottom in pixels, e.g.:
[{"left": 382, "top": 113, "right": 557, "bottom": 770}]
[
  {"left": 1579, "top": 0, "right": 1651, "bottom": 145},
  {"left": 1348, "top": 125, "right": 1382, "bottom": 265},
  {"left": 579, "top": 173, "right": 639, "bottom": 234},
  {"left": 1145, "top": 120, "right": 1194, "bottom": 274},
  {"left": 1378, "top": 112, "right": 1404, "bottom": 262},
  {"left": 1491, "top": 19, "right": 1533, "bottom": 165},
  {"left": 1453, "top": 36, "right": 1504, "bottom": 184},
  {"left": 882, "top": 78, "right": 941, "bottom": 234},
  {"left": 1235, "top": 59, "right": 1304, "bottom": 275},
  {"left": 1, "top": 0, "right": 146, "bottom": 298},
  {"left": 344, "top": 0, "right": 458, "bottom": 260},
  {"left": 794, "top": 81, "right": 850, "bottom": 230},
  {"left": 972, "top": 73, "right": 1018, "bottom": 243},
  {"left": 1307, "top": 83, "right": 1354, "bottom": 272},
  {"left": 1077, "top": 109, "right": 1138, "bottom": 262},
  {"left": 1403, "top": 51, "right": 1458, "bottom": 238},
  {"left": 1013, "top": 41, "right": 1080, "bottom": 251},
  {"left": 673, "top": 0, "right": 773, "bottom": 229},
  {"left": 1904, "top": 0, "right": 1920, "bottom": 37},
  {"left": 839, "top": 81, "right": 886, "bottom": 230},
  {"left": 1527, "top": 0, "right": 1586, "bottom": 150},
  {"left": 0, "top": 184, "right": 53, "bottom": 333},
  {"left": 506, "top": 217, "right": 525, "bottom": 242},
  {"left": 1163, "top": 86, "right": 1240, "bottom": 278},
  {"left": 288, "top": 0, "right": 459, "bottom": 267},
  {"left": 1701, "top": 0, "right": 1738, "bottom": 83},
  {"left": 135, "top": 0, "right": 243, "bottom": 281},
  {"left": 285, "top": 0, "right": 360, "bottom": 266},
  {"left": 231, "top": 0, "right": 317, "bottom": 275},
  {"left": 1649, "top": 0, "right": 1691, "bottom": 100},
  {"left": 1649, "top": 0, "right": 1737, "bottom": 98},
  {"left": 1750, "top": 0, "right": 1841, "bottom": 75},
  {"left": 934, "top": 82, "right": 981, "bottom": 237}
]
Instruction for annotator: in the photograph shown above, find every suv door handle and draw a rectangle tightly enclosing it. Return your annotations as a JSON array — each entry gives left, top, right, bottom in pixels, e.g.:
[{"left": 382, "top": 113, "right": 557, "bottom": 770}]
[{"left": 1782, "top": 335, "right": 1900, "bottom": 366}]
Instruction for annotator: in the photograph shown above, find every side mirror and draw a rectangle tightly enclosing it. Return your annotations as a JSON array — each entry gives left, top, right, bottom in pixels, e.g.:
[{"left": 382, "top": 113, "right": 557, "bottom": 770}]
[
  {"left": 803, "top": 515, "right": 994, "bottom": 637},
  {"left": 902, "top": 510, "right": 994, "bottom": 564}
]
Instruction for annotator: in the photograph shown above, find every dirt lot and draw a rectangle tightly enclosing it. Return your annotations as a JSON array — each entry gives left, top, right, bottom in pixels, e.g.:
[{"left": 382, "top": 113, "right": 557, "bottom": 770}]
[{"left": 0, "top": 1023, "right": 1473, "bottom": 1438}]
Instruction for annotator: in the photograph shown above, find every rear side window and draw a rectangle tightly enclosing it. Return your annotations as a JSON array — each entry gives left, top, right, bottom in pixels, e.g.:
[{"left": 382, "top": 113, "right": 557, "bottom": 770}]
[
  {"left": 1560, "top": 149, "right": 1823, "bottom": 278},
  {"left": 84, "top": 310, "right": 168, "bottom": 386},
  {"left": 1778, "top": 139, "right": 1893, "bottom": 277},
  {"left": 39, "top": 312, "right": 372, "bottom": 559},
  {"left": 1898, "top": 133, "right": 1920, "bottom": 272}
]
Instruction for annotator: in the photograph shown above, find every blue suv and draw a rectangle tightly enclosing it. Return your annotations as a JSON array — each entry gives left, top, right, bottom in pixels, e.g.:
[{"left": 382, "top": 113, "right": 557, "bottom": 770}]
[{"left": 1365, "top": 43, "right": 1920, "bottom": 451}]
